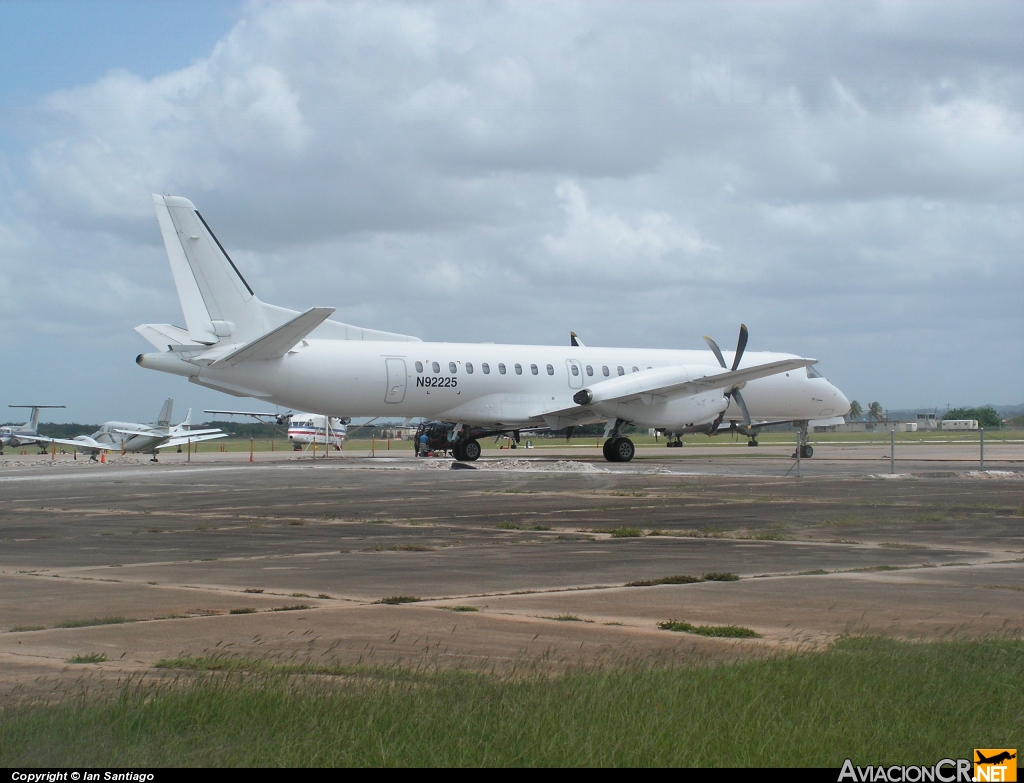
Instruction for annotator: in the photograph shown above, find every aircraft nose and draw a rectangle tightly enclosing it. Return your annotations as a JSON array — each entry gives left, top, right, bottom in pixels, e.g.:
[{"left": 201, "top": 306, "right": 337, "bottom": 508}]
[{"left": 833, "top": 385, "right": 851, "bottom": 416}]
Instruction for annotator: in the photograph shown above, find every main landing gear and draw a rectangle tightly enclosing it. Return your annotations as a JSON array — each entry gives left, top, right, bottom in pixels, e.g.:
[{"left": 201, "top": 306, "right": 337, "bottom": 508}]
[
  {"left": 452, "top": 438, "right": 481, "bottom": 462},
  {"left": 603, "top": 437, "right": 635, "bottom": 463}
]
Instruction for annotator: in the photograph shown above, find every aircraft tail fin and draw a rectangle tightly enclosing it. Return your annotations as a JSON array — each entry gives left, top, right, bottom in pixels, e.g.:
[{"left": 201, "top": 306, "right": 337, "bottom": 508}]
[
  {"left": 150, "top": 194, "right": 423, "bottom": 347},
  {"left": 153, "top": 194, "right": 267, "bottom": 345},
  {"left": 8, "top": 405, "right": 65, "bottom": 433},
  {"left": 181, "top": 408, "right": 192, "bottom": 429},
  {"left": 157, "top": 398, "right": 173, "bottom": 428}
]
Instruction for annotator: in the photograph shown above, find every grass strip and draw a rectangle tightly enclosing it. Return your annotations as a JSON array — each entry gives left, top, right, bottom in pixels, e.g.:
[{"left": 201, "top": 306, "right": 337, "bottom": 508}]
[
  {"left": 66, "top": 653, "right": 107, "bottom": 664},
  {"left": 657, "top": 620, "right": 761, "bottom": 638},
  {"left": 626, "top": 575, "right": 701, "bottom": 587},
  {"left": 608, "top": 527, "right": 643, "bottom": 538},
  {"left": 2, "top": 638, "right": 1021, "bottom": 766},
  {"left": 376, "top": 596, "right": 421, "bottom": 605}
]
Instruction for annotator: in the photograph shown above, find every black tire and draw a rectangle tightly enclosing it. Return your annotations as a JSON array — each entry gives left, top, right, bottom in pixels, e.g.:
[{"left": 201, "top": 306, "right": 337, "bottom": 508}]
[
  {"left": 452, "top": 441, "right": 466, "bottom": 461},
  {"left": 614, "top": 437, "right": 635, "bottom": 462},
  {"left": 461, "top": 439, "right": 481, "bottom": 461},
  {"left": 602, "top": 439, "right": 616, "bottom": 461},
  {"left": 801, "top": 444, "right": 813, "bottom": 458},
  {"left": 748, "top": 439, "right": 759, "bottom": 447}
]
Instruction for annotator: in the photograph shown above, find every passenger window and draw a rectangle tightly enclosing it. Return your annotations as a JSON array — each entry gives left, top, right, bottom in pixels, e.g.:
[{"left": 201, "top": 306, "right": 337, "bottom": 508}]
[
  {"left": 482, "top": 363, "right": 490, "bottom": 374},
  {"left": 546, "top": 364, "right": 554, "bottom": 375},
  {"left": 449, "top": 362, "right": 457, "bottom": 374},
  {"left": 531, "top": 364, "right": 538, "bottom": 375},
  {"left": 617, "top": 366, "right": 624, "bottom": 376},
  {"left": 571, "top": 364, "right": 579, "bottom": 376},
  {"left": 498, "top": 363, "right": 506, "bottom": 375},
  {"left": 515, "top": 363, "right": 523, "bottom": 375},
  {"left": 415, "top": 361, "right": 423, "bottom": 373},
  {"left": 602, "top": 366, "right": 610, "bottom": 377},
  {"left": 632, "top": 366, "right": 639, "bottom": 373},
  {"left": 586, "top": 365, "right": 593, "bottom": 376},
  {"left": 466, "top": 362, "right": 474, "bottom": 374},
  {"left": 432, "top": 361, "right": 440, "bottom": 374}
]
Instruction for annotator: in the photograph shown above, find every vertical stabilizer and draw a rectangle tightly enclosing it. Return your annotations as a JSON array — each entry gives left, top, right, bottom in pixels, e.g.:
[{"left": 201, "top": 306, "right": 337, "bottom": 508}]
[
  {"left": 9, "top": 405, "right": 65, "bottom": 434},
  {"left": 181, "top": 409, "right": 192, "bottom": 429},
  {"left": 157, "top": 399, "right": 173, "bottom": 428},
  {"left": 153, "top": 195, "right": 218, "bottom": 344},
  {"left": 156, "top": 194, "right": 268, "bottom": 343}
]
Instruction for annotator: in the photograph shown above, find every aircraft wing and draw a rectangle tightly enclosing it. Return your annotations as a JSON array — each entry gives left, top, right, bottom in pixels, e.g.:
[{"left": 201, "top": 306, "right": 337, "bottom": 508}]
[
  {"left": 204, "top": 410, "right": 280, "bottom": 418},
  {"left": 172, "top": 428, "right": 222, "bottom": 437},
  {"left": 33, "top": 435, "right": 119, "bottom": 452},
  {"left": 113, "top": 428, "right": 161, "bottom": 438},
  {"left": 155, "top": 432, "right": 228, "bottom": 450},
  {"left": 533, "top": 358, "right": 814, "bottom": 425}
]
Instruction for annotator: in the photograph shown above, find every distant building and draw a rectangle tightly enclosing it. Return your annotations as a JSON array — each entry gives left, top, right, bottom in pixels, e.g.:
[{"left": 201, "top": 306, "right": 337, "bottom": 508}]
[
  {"left": 916, "top": 412, "right": 938, "bottom": 430},
  {"left": 940, "top": 419, "right": 978, "bottom": 430}
]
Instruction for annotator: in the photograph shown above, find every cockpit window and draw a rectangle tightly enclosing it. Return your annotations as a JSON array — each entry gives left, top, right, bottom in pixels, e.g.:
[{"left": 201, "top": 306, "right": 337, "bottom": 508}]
[{"left": 806, "top": 365, "right": 823, "bottom": 379}]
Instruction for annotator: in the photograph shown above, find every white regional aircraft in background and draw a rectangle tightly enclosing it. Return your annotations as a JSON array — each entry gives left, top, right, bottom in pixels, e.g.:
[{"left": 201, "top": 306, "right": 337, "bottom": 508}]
[
  {"left": 0, "top": 405, "right": 66, "bottom": 455},
  {"left": 136, "top": 194, "right": 850, "bottom": 462},
  {"left": 41, "top": 399, "right": 226, "bottom": 461},
  {"left": 205, "top": 409, "right": 348, "bottom": 450}
]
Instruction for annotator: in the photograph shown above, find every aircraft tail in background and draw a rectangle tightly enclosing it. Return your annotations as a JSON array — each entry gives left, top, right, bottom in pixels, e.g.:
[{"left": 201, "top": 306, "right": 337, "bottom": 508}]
[{"left": 156, "top": 399, "right": 173, "bottom": 428}]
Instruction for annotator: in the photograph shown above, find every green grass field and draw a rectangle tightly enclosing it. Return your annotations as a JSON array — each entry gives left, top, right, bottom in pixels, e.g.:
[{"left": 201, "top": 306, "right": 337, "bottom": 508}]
[{"left": 1, "top": 637, "right": 1020, "bottom": 766}]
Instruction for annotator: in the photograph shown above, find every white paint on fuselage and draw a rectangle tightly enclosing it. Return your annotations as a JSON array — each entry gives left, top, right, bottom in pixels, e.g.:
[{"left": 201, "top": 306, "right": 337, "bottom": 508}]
[{"left": 186, "top": 341, "right": 849, "bottom": 429}]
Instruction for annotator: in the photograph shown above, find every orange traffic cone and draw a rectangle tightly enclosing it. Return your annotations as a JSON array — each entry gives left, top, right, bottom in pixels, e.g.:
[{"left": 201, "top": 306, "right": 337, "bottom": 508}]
[{"left": 100, "top": 452, "right": 106, "bottom": 464}]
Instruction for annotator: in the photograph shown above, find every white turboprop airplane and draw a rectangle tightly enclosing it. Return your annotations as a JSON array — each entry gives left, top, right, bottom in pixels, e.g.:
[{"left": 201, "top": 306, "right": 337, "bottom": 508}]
[
  {"left": 136, "top": 194, "right": 851, "bottom": 462},
  {"left": 205, "top": 409, "right": 348, "bottom": 450},
  {"left": 0, "top": 405, "right": 66, "bottom": 455},
  {"left": 40, "top": 399, "right": 226, "bottom": 461}
]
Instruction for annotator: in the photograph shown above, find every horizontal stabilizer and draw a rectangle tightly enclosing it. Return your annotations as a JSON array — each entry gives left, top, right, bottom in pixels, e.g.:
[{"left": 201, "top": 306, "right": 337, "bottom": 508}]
[
  {"left": 135, "top": 324, "right": 203, "bottom": 350},
  {"left": 212, "top": 307, "right": 335, "bottom": 366}
]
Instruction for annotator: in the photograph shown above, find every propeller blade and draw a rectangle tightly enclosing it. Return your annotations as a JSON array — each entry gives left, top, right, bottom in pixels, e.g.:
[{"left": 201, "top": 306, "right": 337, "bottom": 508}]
[
  {"left": 731, "top": 324, "right": 748, "bottom": 371},
  {"left": 565, "top": 425, "right": 575, "bottom": 442},
  {"left": 702, "top": 335, "right": 727, "bottom": 369},
  {"left": 732, "top": 388, "right": 752, "bottom": 426}
]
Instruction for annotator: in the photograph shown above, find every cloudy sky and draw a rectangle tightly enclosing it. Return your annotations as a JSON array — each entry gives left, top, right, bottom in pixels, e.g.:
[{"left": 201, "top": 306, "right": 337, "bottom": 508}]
[{"left": 1, "top": 0, "right": 1021, "bottom": 424}]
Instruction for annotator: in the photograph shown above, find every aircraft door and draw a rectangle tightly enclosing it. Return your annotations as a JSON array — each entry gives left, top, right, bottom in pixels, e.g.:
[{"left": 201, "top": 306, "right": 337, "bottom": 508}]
[
  {"left": 566, "top": 359, "right": 584, "bottom": 389},
  {"left": 384, "top": 358, "right": 407, "bottom": 404}
]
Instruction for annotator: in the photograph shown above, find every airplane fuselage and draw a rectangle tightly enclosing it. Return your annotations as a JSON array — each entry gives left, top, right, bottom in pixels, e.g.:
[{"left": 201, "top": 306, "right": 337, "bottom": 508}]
[
  {"left": 143, "top": 340, "right": 849, "bottom": 430},
  {"left": 85, "top": 422, "right": 168, "bottom": 454}
]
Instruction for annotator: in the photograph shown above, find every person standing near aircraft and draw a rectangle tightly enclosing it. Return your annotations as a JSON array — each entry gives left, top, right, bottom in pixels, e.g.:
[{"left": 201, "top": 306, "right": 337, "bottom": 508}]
[{"left": 135, "top": 195, "right": 850, "bottom": 462}]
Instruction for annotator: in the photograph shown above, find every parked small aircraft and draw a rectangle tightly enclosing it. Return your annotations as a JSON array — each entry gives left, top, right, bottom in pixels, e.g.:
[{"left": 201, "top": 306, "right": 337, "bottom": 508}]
[
  {"left": 41, "top": 399, "right": 225, "bottom": 461},
  {"left": 136, "top": 194, "right": 850, "bottom": 462},
  {"left": 0, "top": 405, "right": 66, "bottom": 455},
  {"left": 205, "top": 409, "right": 348, "bottom": 450}
]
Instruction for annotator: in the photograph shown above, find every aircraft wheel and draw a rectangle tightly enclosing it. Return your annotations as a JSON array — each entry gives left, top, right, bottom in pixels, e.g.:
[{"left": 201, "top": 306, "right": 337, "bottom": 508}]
[
  {"left": 801, "top": 444, "right": 813, "bottom": 458},
  {"left": 614, "top": 437, "right": 635, "bottom": 462},
  {"left": 748, "top": 439, "right": 759, "bottom": 447},
  {"left": 602, "top": 439, "right": 616, "bottom": 461},
  {"left": 461, "top": 439, "right": 481, "bottom": 462},
  {"left": 451, "top": 441, "right": 466, "bottom": 461}
]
